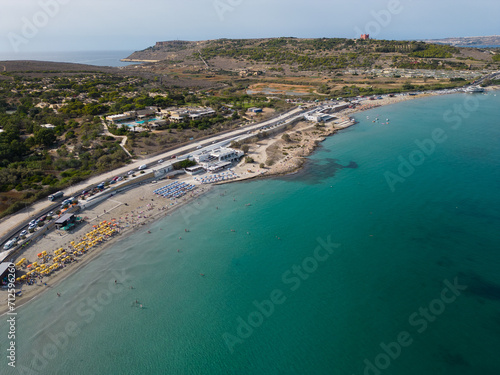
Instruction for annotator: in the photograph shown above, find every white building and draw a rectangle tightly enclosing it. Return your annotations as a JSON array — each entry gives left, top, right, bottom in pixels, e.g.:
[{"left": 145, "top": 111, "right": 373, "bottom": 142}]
[
  {"left": 106, "top": 112, "right": 136, "bottom": 124},
  {"left": 40, "top": 123, "right": 56, "bottom": 129},
  {"left": 194, "top": 147, "right": 244, "bottom": 163}
]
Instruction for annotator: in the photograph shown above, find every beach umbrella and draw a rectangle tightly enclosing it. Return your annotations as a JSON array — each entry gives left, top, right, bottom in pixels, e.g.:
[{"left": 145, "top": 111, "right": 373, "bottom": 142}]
[
  {"left": 37, "top": 253, "right": 43, "bottom": 258},
  {"left": 21, "top": 275, "right": 26, "bottom": 280},
  {"left": 27, "top": 264, "right": 32, "bottom": 268}
]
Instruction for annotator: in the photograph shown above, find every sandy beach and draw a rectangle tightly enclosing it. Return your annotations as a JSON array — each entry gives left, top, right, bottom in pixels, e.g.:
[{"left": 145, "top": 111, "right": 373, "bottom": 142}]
[
  {"left": 0, "top": 182, "right": 213, "bottom": 315},
  {"left": 0, "top": 91, "right": 464, "bottom": 314}
]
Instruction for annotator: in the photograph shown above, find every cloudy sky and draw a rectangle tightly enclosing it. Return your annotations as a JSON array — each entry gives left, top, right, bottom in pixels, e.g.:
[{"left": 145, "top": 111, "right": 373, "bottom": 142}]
[{"left": 0, "top": 0, "right": 498, "bottom": 54}]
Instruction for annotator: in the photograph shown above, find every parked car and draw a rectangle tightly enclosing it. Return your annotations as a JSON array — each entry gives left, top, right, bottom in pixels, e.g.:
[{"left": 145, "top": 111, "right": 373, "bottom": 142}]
[
  {"left": 3, "top": 239, "right": 16, "bottom": 250},
  {"left": 158, "top": 159, "right": 164, "bottom": 164},
  {"left": 127, "top": 170, "right": 135, "bottom": 175},
  {"left": 116, "top": 176, "right": 123, "bottom": 182},
  {"left": 20, "top": 230, "right": 28, "bottom": 237}
]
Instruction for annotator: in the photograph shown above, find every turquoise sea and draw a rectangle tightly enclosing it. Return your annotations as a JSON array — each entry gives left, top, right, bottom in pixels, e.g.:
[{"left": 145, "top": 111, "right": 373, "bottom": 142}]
[{"left": 1, "top": 92, "right": 499, "bottom": 375}]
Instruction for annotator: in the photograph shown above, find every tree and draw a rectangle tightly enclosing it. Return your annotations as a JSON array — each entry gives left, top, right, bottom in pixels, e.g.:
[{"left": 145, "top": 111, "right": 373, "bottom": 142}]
[{"left": 34, "top": 128, "right": 56, "bottom": 147}]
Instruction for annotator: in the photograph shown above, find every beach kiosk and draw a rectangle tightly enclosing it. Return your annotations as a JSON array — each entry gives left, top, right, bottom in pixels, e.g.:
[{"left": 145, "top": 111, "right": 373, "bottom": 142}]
[
  {"left": 55, "top": 213, "right": 75, "bottom": 229},
  {"left": 0, "top": 262, "right": 14, "bottom": 286}
]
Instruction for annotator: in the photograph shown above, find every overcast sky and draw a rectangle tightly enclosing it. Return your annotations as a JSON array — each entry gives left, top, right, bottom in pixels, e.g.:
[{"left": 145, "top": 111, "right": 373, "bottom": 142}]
[{"left": 0, "top": 0, "right": 499, "bottom": 54}]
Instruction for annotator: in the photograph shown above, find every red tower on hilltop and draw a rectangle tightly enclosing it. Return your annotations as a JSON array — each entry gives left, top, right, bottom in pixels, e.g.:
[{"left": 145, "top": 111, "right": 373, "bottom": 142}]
[{"left": 360, "top": 34, "right": 370, "bottom": 40}]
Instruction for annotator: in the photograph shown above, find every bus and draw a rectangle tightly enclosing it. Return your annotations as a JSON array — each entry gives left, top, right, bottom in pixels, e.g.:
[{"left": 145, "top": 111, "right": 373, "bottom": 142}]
[{"left": 48, "top": 191, "right": 64, "bottom": 201}]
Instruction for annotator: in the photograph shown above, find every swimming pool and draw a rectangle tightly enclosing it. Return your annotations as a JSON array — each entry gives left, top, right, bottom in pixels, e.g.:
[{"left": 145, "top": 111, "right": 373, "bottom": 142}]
[{"left": 123, "top": 117, "right": 162, "bottom": 127}]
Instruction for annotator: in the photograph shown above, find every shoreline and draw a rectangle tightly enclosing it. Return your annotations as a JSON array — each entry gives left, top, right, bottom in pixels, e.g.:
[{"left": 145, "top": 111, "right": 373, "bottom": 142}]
[
  {"left": 2, "top": 88, "right": 496, "bottom": 315},
  {"left": 0, "top": 185, "right": 213, "bottom": 315}
]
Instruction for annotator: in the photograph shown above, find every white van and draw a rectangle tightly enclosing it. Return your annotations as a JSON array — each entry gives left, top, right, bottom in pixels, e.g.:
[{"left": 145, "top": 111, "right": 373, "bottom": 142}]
[
  {"left": 3, "top": 239, "right": 16, "bottom": 250},
  {"left": 138, "top": 164, "right": 147, "bottom": 170}
]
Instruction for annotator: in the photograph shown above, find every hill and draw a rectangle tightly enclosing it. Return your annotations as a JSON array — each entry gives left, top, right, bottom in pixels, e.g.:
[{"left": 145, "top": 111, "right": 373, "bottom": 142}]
[{"left": 124, "top": 37, "right": 497, "bottom": 73}]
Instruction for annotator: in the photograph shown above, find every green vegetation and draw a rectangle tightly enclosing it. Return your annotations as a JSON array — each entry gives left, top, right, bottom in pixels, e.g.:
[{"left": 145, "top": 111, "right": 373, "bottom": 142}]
[
  {"left": 197, "top": 38, "right": 469, "bottom": 72},
  {"left": 173, "top": 159, "right": 196, "bottom": 170}
]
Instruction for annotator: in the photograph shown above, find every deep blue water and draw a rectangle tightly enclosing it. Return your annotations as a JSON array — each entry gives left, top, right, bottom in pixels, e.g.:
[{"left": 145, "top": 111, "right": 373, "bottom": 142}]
[{"left": 1, "top": 92, "right": 499, "bottom": 375}]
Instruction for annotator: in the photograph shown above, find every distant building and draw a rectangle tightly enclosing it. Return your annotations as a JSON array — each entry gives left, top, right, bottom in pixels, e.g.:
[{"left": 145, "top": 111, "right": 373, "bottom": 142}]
[
  {"left": 189, "top": 108, "right": 216, "bottom": 120},
  {"left": 136, "top": 108, "right": 156, "bottom": 119},
  {"left": 248, "top": 107, "right": 263, "bottom": 113},
  {"left": 169, "top": 110, "right": 189, "bottom": 122},
  {"left": 169, "top": 107, "right": 215, "bottom": 122},
  {"left": 40, "top": 124, "right": 56, "bottom": 129},
  {"left": 360, "top": 34, "right": 370, "bottom": 40},
  {"left": 106, "top": 112, "right": 136, "bottom": 124}
]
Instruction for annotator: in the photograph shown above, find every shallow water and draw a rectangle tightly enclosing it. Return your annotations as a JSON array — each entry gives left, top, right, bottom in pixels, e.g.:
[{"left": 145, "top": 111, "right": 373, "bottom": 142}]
[{"left": 2, "top": 92, "right": 499, "bottom": 375}]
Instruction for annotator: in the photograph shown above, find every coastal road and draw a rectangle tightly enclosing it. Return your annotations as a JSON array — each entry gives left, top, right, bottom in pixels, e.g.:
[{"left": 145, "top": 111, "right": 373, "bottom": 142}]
[{"left": 0, "top": 105, "right": 309, "bottom": 243}]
